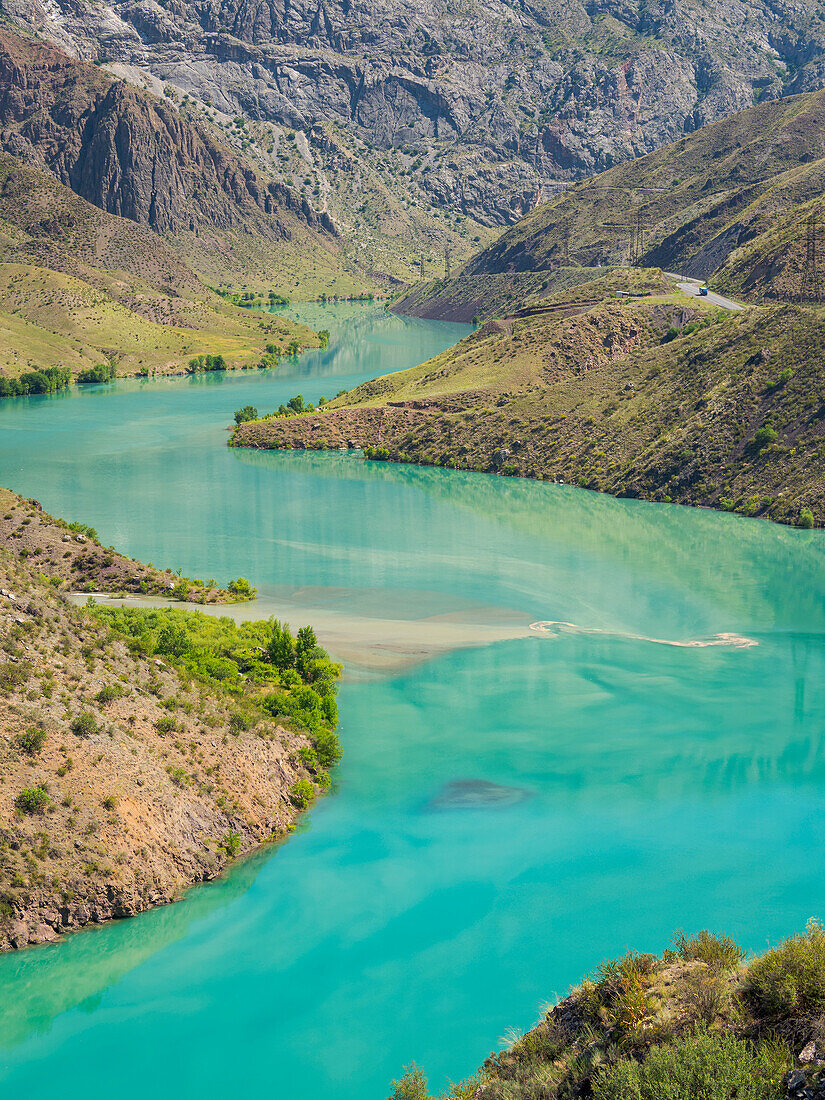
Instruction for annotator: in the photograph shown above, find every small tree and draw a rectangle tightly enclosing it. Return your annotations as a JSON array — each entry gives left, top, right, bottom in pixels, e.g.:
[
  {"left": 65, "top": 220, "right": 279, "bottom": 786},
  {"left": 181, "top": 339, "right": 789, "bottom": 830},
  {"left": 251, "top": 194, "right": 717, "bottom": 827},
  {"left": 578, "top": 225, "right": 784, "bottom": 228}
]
[
  {"left": 295, "top": 625, "right": 318, "bottom": 678},
  {"left": 269, "top": 619, "right": 295, "bottom": 670},
  {"left": 234, "top": 406, "right": 258, "bottom": 424}
]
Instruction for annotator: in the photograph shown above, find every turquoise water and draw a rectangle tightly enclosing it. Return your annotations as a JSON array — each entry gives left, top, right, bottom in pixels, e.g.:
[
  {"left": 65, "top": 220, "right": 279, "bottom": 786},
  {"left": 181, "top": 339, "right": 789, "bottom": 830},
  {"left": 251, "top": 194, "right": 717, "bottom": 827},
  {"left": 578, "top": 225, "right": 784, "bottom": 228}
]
[{"left": 1, "top": 303, "right": 825, "bottom": 1095}]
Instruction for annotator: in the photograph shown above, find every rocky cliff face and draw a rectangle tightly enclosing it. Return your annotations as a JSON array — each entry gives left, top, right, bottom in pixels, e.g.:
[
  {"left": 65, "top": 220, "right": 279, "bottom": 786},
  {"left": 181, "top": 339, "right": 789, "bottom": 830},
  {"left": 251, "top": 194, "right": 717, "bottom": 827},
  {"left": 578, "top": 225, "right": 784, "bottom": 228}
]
[
  {"left": 0, "top": 27, "right": 336, "bottom": 245},
  {"left": 3, "top": 0, "right": 825, "bottom": 229}
]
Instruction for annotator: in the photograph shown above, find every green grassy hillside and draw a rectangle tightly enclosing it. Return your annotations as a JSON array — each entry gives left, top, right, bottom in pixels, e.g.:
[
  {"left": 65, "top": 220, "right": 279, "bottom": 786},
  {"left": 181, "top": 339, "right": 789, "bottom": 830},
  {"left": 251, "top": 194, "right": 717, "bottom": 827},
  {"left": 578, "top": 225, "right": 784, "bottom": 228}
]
[{"left": 0, "top": 152, "right": 320, "bottom": 378}]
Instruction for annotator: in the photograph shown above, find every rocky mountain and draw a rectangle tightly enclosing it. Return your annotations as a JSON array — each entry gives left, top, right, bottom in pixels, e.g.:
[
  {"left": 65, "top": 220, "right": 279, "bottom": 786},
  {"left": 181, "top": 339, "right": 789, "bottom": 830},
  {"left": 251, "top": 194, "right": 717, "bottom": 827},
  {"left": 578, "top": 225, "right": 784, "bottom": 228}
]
[
  {"left": 0, "top": 148, "right": 323, "bottom": 377},
  {"left": 0, "top": 25, "right": 371, "bottom": 293},
  {"left": 3, "top": 0, "right": 825, "bottom": 242},
  {"left": 393, "top": 87, "right": 825, "bottom": 319}
]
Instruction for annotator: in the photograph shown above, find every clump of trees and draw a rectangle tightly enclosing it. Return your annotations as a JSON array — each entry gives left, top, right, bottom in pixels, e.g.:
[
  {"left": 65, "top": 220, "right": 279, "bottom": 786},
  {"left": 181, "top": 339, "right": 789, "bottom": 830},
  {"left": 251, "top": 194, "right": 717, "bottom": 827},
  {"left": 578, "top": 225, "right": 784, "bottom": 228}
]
[
  {"left": 188, "top": 354, "right": 227, "bottom": 373},
  {"left": 87, "top": 606, "right": 342, "bottom": 775},
  {"left": 234, "top": 406, "right": 258, "bottom": 424},
  {"left": 77, "top": 361, "right": 116, "bottom": 384},
  {"left": 270, "top": 394, "right": 316, "bottom": 418},
  {"left": 0, "top": 366, "right": 71, "bottom": 397}
]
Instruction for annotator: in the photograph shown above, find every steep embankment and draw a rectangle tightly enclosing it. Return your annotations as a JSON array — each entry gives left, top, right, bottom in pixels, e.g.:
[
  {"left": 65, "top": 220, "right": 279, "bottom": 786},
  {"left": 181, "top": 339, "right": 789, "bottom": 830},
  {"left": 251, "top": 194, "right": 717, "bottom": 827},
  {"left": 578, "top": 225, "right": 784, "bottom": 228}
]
[
  {"left": 0, "top": 492, "right": 340, "bottom": 950},
  {"left": 233, "top": 272, "right": 825, "bottom": 528},
  {"left": 387, "top": 926, "right": 825, "bottom": 1100}
]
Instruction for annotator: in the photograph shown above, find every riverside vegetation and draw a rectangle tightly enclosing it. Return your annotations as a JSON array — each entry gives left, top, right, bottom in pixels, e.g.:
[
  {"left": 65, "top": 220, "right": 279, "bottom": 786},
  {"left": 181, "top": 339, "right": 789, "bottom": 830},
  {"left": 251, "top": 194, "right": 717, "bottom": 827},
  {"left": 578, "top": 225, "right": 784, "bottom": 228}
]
[
  {"left": 0, "top": 491, "right": 341, "bottom": 950},
  {"left": 388, "top": 925, "right": 825, "bottom": 1100},
  {"left": 231, "top": 269, "right": 825, "bottom": 528}
]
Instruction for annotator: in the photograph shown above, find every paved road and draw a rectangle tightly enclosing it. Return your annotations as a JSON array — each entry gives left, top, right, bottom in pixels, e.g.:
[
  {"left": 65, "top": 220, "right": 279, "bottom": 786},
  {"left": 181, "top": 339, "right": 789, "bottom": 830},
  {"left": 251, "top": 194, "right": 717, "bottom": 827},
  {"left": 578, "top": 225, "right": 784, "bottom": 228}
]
[{"left": 665, "top": 273, "right": 744, "bottom": 311}]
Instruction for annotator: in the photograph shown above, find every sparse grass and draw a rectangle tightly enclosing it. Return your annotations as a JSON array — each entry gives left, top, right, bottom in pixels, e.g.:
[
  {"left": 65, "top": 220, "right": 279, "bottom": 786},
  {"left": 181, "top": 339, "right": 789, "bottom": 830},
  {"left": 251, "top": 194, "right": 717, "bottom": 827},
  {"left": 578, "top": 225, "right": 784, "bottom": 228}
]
[{"left": 674, "top": 929, "right": 745, "bottom": 971}]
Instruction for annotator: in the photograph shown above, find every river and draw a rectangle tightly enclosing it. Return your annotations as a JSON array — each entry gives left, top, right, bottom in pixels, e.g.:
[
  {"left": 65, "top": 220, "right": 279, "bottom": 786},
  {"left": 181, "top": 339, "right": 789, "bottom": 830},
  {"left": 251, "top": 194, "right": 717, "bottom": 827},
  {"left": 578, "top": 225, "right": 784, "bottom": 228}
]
[{"left": 0, "top": 302, "right": 824, "bottom": 1096}]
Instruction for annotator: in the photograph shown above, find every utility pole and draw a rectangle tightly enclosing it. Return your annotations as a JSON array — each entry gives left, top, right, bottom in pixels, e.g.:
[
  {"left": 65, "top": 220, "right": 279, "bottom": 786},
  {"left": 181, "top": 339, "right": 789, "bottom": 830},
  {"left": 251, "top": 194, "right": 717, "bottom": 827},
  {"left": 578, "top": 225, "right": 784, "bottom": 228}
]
[
  {"left": 800, "top": 212, "right": 822, "bottom": 302},
  {"left": 598, "top": 213, "right": 647, "bottom": 267}
]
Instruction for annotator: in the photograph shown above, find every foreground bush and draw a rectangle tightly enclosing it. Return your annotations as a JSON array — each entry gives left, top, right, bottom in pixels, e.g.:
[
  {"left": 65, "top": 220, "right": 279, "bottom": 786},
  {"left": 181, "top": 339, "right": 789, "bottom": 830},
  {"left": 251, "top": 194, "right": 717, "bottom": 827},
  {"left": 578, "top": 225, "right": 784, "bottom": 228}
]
[
  {"left": 745, "top": 918, "right": 825, "bottom": 1016},
  {"left": 593, "top": 1027, "right": 788, "bottom": 1100}
]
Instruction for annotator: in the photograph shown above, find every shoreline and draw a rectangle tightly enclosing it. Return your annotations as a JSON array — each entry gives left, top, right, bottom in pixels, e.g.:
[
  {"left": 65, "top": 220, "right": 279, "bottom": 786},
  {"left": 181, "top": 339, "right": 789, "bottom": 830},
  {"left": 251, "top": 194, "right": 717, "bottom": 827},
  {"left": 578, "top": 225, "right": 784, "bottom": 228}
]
[{"left": 0, "top": 495, "right": 340, "bottom": 953}]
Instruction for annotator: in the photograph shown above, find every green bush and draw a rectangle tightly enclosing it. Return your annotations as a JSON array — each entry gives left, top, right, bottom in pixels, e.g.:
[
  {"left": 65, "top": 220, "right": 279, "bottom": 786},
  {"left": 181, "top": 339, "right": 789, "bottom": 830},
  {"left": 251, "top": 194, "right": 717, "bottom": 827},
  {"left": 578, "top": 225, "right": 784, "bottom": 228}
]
[
  {"left": 593, "top": 1027, "right": 788, "bottom": 1100},
  {"left": 799, "top": 507, "right": 815, "bottom": 529},
  {"left": 388, "top": 1066, "right": 430, "bottom": 1100},
  {"left": 227, "top": 577, "right": 256, "bottom": 600},
  {"left": 290, "top": 778, "right": 314, "bottom": 809},
  {"left": 15, "top": 786, "right": 50, "bottom": 815},
  {"left": 234, "top": 405, "right": 258, "bottom": 424},
  {"left": 15, "top": 726, "right": 46, "bottom": 755},
  {"left": 94, "top": 684, "right": 123, "bottom": 705},
  {"left": 71, "top": 712, "right": 99, "bottom": 738},
  {"left": 751, "top": 426, "right": 778, "bottom": 450},
  {"left": 745, "top": 918, "right": 825, "bottom": 1016},
  {"left": 219, "top": 831, "right": 242, "bottom": 857},
  {"left": 674, "top": 930, "right": 744, "bottom": 970}
]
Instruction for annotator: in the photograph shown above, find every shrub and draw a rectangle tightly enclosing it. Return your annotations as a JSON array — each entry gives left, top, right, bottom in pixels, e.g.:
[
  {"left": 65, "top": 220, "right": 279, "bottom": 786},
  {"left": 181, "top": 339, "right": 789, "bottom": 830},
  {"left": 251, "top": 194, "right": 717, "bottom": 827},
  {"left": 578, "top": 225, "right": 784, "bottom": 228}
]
[
  {"left": 290, "top": 778, "right": 314, "bottom": 809},
  {"left": 593, "top": 1027, "right": 788, "bottom": 1100},
  {"left": 674, "top": 930, "right": 744, "bottom": 970},
  {"left": 234, "top": 405, "right": 258, "bottom": 424},
  {"left": 0, "top": 661, "right": 30, "bottom": 693},
  {"left": 685, "top": 968, "right": 731, "bottom": 1025},
  {"left": 94, "top": 684, "right": 123, "bottom": 705},
  {"left": 71, "top": 712, "right": 99, "bottom": 738},
  {"left": 745, "top": 918, "right": 825, "bottom": 1016},
  {"left": 588, "top": 951, "right": 657, "bottom": 1038},
  {"left": 227, "top": 577, "right": 256, "bottom": 599},
  {"left": 388, "top": 1065, "right": 430, "bottom": 1100},
  {"left": 15, "top": 726, "right": 46, "bottom": 755},
  {"left": 228, "top": 711, "right": 252, "bottom": 735},
  {"left": 799, "top": 507, "right": 815, "bottom": 529},
  {"left": 15, "top": 786, "right": 50, "bottom": 815},
  {"left": 751, "top": 426, "right": 778, "bottom": 450},
  {"left": 102, "top": 795, "right": 117, "bottom": 811},
  {"left": 155, "top": 715, "right": 177, "bottom": 734},
  {"left": 219, "top": 831, "right": 242, "bottom": 857}
]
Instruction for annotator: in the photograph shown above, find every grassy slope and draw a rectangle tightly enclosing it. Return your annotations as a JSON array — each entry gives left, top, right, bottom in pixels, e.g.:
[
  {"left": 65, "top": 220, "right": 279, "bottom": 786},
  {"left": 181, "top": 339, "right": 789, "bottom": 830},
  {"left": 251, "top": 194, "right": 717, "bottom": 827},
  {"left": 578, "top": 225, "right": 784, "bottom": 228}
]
[
  {"left": 232, "top": 271, "right": 825, "bottom": 528},
  {"left": 0, "top": 153, "right": 321, "bottom": 377},
  {"left": 0, "top": 491, "right": 338, "bottom": 951},
  {"left": 389, "top": 927, "right": 825, "bottom": 1100},
  {"left": 389, "top": 268, "right": 608, "bottom": 323}
]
